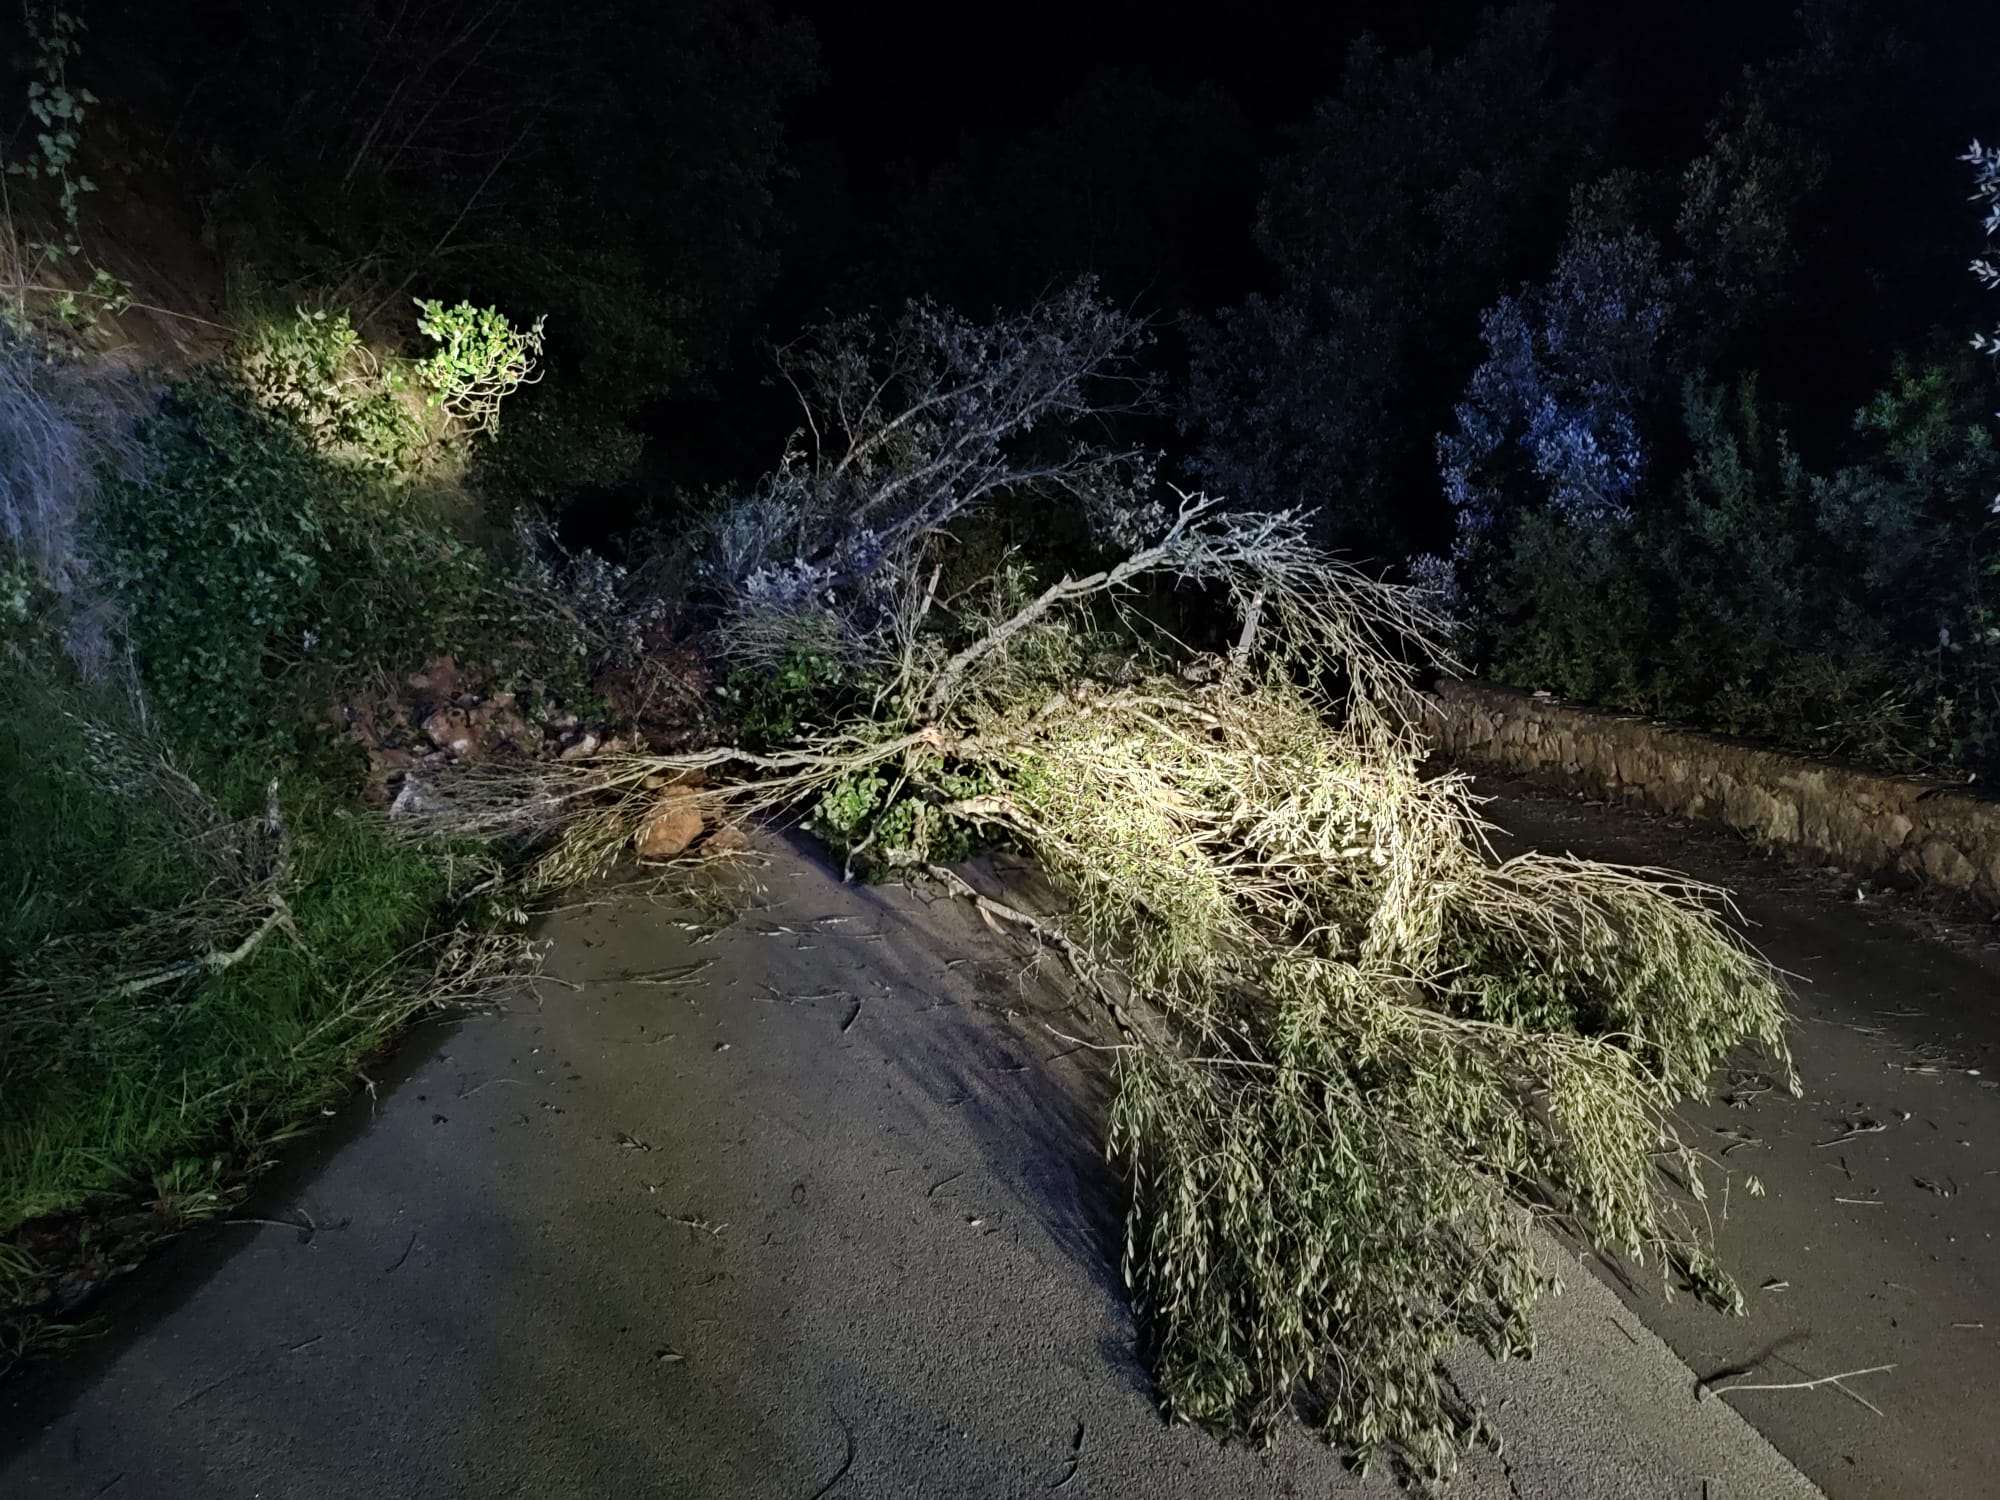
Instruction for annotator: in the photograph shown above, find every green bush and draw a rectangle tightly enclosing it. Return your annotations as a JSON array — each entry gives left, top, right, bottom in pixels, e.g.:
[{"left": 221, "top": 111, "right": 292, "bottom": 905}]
[
  {"left": 810, "top": 757, "right": 994, "bottom": 879},
  {"left": 93, "top": 377, "right": 494, "bottom": 757},
  {"left": 233, "top": 306, "right": 428, "bottom": 475},
  {"left": 1484, "top": 372, "right": 2000, "bottom": 775},
  {"left": 413, "top": 299, "right": 545, "bottom": 436},
  {"left": 1489, "top": 507, "right": 1654, "bottom": 710},
  {"left": 1652, "top": 380, "right": 1810, "bottom": 705},
  {"left": 715, "top": 646, "right": 846, "bottom": 750}
]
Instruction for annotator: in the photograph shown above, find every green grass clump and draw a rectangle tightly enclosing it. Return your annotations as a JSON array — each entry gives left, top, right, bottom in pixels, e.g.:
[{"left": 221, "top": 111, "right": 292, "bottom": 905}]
[
  {"left": 0, "top": 777, "right": 442, "bottom": 1224},
  {"left": 0, "top": 678, "right": 496, "bottom": 1357}
]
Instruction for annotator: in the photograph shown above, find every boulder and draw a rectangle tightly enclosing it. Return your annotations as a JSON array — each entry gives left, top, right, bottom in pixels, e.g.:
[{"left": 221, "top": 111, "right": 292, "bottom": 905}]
[
  {"left": 408, "top": 654, "right": 462, "bottom": 703},
  {"left": 389, "top": 774, "right": 450, "bottom": 820},
  {"left": 642, "top": 766, "right": 708, "bottom": 792},
  {"left": 468, "top": 702, "right": 531, "bottom": 747},
  {"left": 1919, "top": 837, "right": 1976, "bottom": 889}
]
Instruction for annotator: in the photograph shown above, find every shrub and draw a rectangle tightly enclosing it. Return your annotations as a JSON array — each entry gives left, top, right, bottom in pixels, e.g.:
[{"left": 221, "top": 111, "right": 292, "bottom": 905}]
[
  {"left": 413, "top": 298, "right": 545, "bottom": 436},
  {"left": 1444, "top": 139, "right": 2000, "bottom": 780},
  {"left": 233, "top": 305, "right": 427, "bottom": 474},
  {"left": 1809, "top": 357, "right": 2000, "bottom": 772},
  {"left": 1487, "top": 380, "right": 1819, "bottom": 724},
  {"left": 716, "top": 646, "right": 846, "bottom": 750},
  {"left": 498, "top": 514, "right": 675, "bottom": 706},
  {"left": 92, "top": 377, "right": 492, "bottom": 756},
  {"left": 1487, "top": 507, "right": 1654, "bottom": 707},
  {"left": 468, "top": 385, "right": 646, "bottom": 518}
]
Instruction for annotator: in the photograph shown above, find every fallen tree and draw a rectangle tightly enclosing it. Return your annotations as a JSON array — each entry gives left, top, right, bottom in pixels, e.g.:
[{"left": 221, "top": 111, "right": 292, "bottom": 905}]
[{"left": 407, "top": 283, "right": 1796, "bottom": 1483}]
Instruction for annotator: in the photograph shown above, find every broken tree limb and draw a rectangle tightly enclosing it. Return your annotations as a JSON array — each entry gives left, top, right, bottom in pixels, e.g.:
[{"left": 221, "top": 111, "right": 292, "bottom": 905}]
[{"left": 922, "top": 862, "right": 1169, "bottom": 1051}]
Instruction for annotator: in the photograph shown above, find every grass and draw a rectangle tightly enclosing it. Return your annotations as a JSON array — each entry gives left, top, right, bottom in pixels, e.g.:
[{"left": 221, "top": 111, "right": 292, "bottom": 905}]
[{"left": 0, "top": 683, "right": 511, "bottom": 1360}]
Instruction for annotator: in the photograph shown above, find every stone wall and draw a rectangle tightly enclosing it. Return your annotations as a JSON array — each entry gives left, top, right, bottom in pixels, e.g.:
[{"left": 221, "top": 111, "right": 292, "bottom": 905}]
[{"left": 1425, "top": 678, "right": 2000, "bottom": 914}]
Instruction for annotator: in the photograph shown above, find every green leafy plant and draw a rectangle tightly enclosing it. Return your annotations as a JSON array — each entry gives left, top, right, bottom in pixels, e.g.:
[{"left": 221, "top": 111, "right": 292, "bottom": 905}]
[
  {"left": 234, "top": 306, "right": 427, "bottom": 474},
  {"left": 715, "top": 646, "right": 846, "bottom": 750},
  {"left": 414, "top": 299, "right": 545, "bottom": 436},
  {"left": 6, "top": 2, "right": 97, "bottom": 261},
  {"left": 810, "top": 758, "right": 994, "bottom": 879},
  {"left": 92, "top": 376, "right": 491, "bottom": 756}
]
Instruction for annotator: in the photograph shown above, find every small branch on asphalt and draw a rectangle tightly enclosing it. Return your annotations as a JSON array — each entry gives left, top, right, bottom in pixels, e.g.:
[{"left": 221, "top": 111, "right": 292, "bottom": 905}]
[
  {"left": 1813, "top": 1118, "right": 1886, "bottom": 1148},
  {"left": 622, "top": 959, "right": 717, "bottom": 987},
  {"left": 1041, "top": 1022, "right": 1137, "bottom": 1055},
  {"left": 1701, "top": 1363, "right": 1896, "bottom": 1417},
  {"left": 225, "top": 1209, "right": 330, "bottom": 1243},
  {"left": 923, "top": 864, "right": 1158, "bottom": 1047},
  {"left": 662, "top": 1212, "right": 727, "bottom": 1237},
  {"left": 1050, "top": 1420, "right": 1087, "bottom": 1490}
]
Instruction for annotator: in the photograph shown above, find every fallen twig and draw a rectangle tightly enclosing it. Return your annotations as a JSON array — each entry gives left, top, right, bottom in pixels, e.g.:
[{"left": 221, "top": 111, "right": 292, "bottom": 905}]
[
  {"left": 1702, "top": 1363, "right": 1895, "bottom": 1417},
  {"left": 1814, "top": 1119, "right": 1886, "bottom": 1148},
  {"left": 225, "top": 1209, "right": 326, "bottom": 1243},
  {"left": 1050, "top": 1420, "right": 1087, "bottom": 1490},
  {"left": 622, "top": 959, "right": 717, "bottom": 987},
  {"left": 662, "top": 1212, "right": 727, "bottom": 1237}
]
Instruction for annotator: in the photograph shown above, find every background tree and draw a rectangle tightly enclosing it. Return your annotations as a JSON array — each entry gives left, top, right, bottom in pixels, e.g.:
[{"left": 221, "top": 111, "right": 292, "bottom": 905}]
[{"left": 1184, "top": 3, "right": 1604, "bottom": 556}]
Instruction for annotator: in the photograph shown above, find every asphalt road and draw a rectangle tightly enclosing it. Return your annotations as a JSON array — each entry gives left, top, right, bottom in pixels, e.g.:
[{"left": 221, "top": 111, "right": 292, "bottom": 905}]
[
  {"left": 0, "top": 827, "right": 1827, "bottom": 1499},
  {"left": 1480, "top": 778, "right": 2000, "bottom": 1500}
]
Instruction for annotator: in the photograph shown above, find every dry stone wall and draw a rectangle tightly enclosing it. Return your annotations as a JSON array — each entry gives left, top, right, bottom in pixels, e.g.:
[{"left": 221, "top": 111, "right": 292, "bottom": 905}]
[{"left": 1425, "top": 679, "right": 2000, "bottom": 915}]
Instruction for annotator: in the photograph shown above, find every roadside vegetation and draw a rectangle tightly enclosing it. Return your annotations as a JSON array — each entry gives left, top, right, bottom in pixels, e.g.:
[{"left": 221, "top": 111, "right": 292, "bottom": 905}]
[
  {"left": 1187, "top": 7, "right": 2000, "bottom": 779},
  {"left": 0, "top": 280, "right": 570, "bottom": 1357},
  {"left": 0, "top": 0, "right": 796, "bottom": 1359}
]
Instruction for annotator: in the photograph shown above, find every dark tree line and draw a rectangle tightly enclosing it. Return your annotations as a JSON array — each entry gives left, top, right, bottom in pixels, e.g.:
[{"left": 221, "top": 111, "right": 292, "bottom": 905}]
[{"left": 23, "top": 0, "right": 2000, "bottom": 769}]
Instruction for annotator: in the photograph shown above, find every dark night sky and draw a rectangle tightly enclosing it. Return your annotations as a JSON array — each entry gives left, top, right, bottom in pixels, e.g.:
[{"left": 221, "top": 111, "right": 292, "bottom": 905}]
[{"left": 791, "top": 1, "right": 1991, "bottom": 174}]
